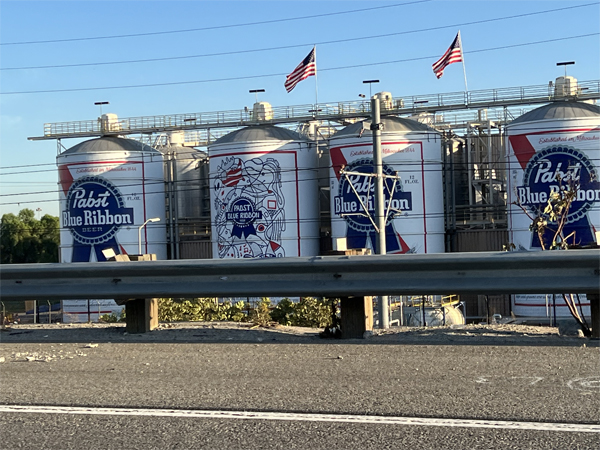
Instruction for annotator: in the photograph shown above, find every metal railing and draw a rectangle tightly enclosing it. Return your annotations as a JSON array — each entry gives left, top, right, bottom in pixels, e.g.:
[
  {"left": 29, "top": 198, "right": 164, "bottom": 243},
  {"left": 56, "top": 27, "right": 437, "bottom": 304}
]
[
  {"left": 30, "top": 80, "right": 600, "bottom": 141},
  {"left": 1, "top": 250, "right": 598, "bottom": 301}
]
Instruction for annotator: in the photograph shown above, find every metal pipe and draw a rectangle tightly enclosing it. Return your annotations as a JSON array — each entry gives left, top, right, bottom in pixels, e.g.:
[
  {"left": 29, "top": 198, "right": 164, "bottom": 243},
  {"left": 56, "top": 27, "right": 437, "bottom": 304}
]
[
  {"left": 167, "top": 151, "right": 176, "bottom": 259},
  {"left": 487, "top": 120, "right": 493, "bottom": 215},
  {"left": 138, "top": 218, "right": 161, "bottom": 255},
  {"left": 467, "top": 130, "right": 473, "bottom": 220},
  {"left": 371, "top": 97, "right": 389, "bottom": 330},
  {"left": 172, "top": 152, "right": 181, "bottom": 260},
  {"left": 458, "top": 301, "right": 467, "bottom": 324},
  {"left": 443, "top": 134, "right": 450, "bottom": 249}
]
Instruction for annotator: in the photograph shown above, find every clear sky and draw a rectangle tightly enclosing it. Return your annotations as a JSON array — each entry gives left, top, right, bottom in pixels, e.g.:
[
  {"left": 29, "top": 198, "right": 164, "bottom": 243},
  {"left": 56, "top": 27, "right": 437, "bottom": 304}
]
[{"left": 1, "top": 0, "right": 598, "bottom": 218}]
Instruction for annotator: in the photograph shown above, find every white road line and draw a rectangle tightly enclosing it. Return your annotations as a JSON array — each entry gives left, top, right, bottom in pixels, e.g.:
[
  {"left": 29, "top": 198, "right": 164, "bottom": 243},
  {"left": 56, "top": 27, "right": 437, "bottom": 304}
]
[{"left": 1, "top": 405, "right": 599, "bottom": 433}]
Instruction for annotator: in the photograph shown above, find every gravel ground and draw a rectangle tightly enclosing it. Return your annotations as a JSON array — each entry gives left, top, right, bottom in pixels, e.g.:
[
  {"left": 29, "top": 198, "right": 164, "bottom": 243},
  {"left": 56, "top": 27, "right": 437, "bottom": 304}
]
[{"left": 0, "top": 321, "right": 595, "bottom": 347}]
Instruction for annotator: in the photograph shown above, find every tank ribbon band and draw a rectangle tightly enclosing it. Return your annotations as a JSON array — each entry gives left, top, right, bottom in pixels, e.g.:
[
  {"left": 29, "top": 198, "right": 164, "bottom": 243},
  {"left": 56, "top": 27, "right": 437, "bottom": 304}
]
[
  {"left": 231, "top": 223, "right": 257, "bottom": 239},
  {"left": 72, "top": 237, "right": 121, "bottom": 262}
]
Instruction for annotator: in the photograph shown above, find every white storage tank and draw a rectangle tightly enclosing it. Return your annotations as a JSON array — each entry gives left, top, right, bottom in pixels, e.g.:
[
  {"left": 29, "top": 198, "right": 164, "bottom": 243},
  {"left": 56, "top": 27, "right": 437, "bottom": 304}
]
[
  {"left": 328, "top": 116, "right": 445, "bottom": 254},
  {"left": 160, "top": 131, "right": 208, "bottom": 221},
  {"left": 506, "top": 101, "right": 600, "bottom": 317},
  {"left": 208, "top": 125, "right": 319, "bottom": 259},
  {"left": 57, "top": 136, "right": 167, "bottom": 262}
]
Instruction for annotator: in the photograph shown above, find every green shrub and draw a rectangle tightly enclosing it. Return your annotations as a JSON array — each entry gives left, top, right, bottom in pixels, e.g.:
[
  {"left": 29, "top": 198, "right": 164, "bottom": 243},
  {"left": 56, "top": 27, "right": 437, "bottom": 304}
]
[
  {"left": 249, "top": 298, "right": 272, "bottom": 326},
  {"left": 270, "top": 298, "right": 294, "bottom": 326},
  {"left": 99, "top": 309, "right": 125, "bottom": 323},
  {"left": 156, "top": 296, "right": 333, "bottom": 329},
  {"left": 289, "top": 297, "right": 332, "bottom": 328},
  {"left": 158, "top": 298, "right": 245, "bottom": 323}
]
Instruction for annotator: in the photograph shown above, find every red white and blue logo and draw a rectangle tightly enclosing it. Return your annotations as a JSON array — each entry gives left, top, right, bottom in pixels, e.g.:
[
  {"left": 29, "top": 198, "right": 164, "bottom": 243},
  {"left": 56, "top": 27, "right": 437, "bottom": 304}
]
[
  {"left": 334, "top": 158, "right": 412, "bottom": 253},
  {"left": 517, "top": 146, "right": 599, "bottom": 248},
  {"left": 63, "top": 176, "right": 134, "bottom": 261}
]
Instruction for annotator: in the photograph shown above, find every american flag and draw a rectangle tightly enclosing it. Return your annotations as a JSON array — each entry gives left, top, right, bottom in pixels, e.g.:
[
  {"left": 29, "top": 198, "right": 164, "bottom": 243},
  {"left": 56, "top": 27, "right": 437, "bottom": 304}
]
[
  {"left": 284, "top": 47, "right": 316, "bottom": 93},
  {"left": 432, "top": 32, "right": 463, "bottom": 79}
]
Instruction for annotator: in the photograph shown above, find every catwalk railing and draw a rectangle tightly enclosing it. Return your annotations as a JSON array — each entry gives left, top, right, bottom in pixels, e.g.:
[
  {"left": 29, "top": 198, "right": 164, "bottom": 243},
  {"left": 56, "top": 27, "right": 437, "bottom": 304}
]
[
  {"left": 1, "top": 250, "right": 598, "bottom": 301},
  {"left": 30, "top": 80, "right": 600, "bottom": 141}
]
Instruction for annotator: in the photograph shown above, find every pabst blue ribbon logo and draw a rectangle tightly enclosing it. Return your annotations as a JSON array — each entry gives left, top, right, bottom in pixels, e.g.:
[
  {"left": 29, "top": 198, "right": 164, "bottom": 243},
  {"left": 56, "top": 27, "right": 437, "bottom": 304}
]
[
  {"left": 517, "top": 145, "right": 599, "bottom": 248},
  {"left": 63, "top": 176, "right": 134, "bottom": 261},
  {"left": 226, "top": 197, "right": 263, "bottom": 238},
  {"left": 335, "top": 158, "right": 412, "bottom": 252}
]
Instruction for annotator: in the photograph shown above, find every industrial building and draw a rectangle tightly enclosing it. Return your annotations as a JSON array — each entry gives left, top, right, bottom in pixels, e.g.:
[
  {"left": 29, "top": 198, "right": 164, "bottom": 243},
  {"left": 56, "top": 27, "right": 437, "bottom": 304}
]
[{"left": 30, "top": 76, "right": 600, "bottom": 322}]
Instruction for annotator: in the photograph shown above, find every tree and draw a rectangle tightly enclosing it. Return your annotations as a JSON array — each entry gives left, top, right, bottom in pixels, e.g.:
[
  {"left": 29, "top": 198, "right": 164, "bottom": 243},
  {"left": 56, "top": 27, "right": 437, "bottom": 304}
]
[
  {"left": 514, "top": 178, "right": 592, "bottom": 337},
  {"left": 0, "top": 209, "right": 60, "bottom": 264}
]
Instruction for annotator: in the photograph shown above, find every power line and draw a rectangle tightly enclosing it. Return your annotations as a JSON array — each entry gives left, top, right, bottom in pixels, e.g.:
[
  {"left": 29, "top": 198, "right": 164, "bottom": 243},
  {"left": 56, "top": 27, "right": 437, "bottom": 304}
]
[
  {"left": 0, "top": 1, "right": 430, "bottom": 46},
  {"left": 1, "top": 33, "right": 597, "bottom": 96},
  {"left": 2, "top": 155, "right": 598, "bottom": 201},
  {"left": 2, "top": 3, "right": 596, "bottom": 71}
]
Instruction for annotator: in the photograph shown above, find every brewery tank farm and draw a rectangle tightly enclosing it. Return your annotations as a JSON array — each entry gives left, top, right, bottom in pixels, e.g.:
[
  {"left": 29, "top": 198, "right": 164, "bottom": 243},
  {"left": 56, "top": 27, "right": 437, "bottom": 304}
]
[{"left": 27, "top": 76, "right": 600, "bottom": 320}]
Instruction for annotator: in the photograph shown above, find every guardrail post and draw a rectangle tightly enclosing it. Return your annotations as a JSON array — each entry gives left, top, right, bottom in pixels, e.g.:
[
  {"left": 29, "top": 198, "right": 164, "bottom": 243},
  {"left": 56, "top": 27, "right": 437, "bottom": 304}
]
[
  {"left": 109, "top": 253, "right": 159, "bottom": 333},
  {"left": 340, "top": 296, "right": 373, "bottom": 339},
  {"left": 589, "top": 292, "right": 599, "bottom": 340},
  {"left": 125, "top": 298, "right": 158, "bottom": 334},
  {"left": 126, "top": 254, "right": 158, "bottom": 333}
]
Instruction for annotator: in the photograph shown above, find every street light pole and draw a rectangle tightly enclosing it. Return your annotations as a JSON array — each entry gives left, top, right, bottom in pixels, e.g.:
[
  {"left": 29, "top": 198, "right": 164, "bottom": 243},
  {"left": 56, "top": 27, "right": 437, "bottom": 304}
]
[
  {"left": 94, "top": 101, "right": 109, "bottom": 116},
  {"left": 362, "top": 80, "right": 379, "bottom": 99},
  {"left": 138, "top": 218, "right": 160, "bottom": 255},
  {"left": 249, "top": 89, "right": 265, "bottom": 103},
  {"left": 556, "top": 61, "right": 575, "bottom": 78},
  {"left": 371, "top": 96, "right": 389, "bottom": 330}
]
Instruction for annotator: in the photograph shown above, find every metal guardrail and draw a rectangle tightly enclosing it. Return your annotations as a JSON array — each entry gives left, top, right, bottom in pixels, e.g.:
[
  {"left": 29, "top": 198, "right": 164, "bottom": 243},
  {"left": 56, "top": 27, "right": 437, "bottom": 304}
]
[
  {"left": 1, "top": 250, "right": 598, "bottom": 301},
  {"left": 30, "top": 80, "right": 600, "bottom": 141}
]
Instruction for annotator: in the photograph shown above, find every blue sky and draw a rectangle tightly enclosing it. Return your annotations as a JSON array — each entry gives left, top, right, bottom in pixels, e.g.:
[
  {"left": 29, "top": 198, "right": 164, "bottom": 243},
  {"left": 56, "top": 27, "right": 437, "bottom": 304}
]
[{"left": 1, "top": 0, "right": 599, "bottom": 218}]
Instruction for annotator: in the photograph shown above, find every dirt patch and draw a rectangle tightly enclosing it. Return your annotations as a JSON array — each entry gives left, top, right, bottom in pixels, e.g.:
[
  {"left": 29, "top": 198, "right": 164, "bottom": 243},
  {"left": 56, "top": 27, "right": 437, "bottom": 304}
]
[{"left": 0, "top": 321, "right": 594, "bottom": 347}]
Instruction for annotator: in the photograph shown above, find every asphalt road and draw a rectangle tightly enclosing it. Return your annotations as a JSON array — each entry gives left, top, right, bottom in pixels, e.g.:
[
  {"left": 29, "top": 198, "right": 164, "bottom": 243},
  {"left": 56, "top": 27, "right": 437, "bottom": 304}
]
[{"left": 0, "top": 326, "right": 598, "bottom": 449}]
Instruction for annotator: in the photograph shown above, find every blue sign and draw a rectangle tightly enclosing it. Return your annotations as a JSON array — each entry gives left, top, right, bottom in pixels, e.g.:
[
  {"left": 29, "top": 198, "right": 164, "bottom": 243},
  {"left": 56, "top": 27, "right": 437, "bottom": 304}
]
[
  {"left": 63, "top": 176, "right": 134, "bottom": 262},
  {"left": 334, "top": 158, "right": 412, "bottom": 252},
  {"left": 517, "top": 146, "right": 599, "bottom": 248}
]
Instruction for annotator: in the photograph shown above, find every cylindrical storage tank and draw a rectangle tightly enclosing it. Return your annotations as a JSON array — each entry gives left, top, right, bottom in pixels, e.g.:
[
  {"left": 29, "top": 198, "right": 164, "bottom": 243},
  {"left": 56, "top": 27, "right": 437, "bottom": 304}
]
[
  {"left": 57, "top": 136, "right": 167, "bottom": 262},
  {"left": 159, "top": 132, "right": 208, "bottom": 220},
  {"left": 158, "top": 132, "right": 211, "bottom": 259},
  {"left": 506, "top": 101, "right": 600, "bottom": 317},
  {"left": 328, "top": 116, "right": 445, "bottom": 254},
  {"left": 208, "top": 125, "right": 319, "bottom": 259}
]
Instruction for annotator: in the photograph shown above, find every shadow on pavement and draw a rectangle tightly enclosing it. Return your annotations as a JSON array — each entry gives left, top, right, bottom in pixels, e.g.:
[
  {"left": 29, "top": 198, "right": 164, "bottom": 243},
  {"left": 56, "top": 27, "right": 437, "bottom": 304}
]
[{"left": 1, "top": 323, "right": 597, "bottom": 347}]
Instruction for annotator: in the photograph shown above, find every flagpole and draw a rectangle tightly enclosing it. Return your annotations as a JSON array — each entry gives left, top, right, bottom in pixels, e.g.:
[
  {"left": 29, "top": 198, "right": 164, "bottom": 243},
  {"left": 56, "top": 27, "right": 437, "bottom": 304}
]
[
  {"left": 458, "top": 31, "right": 469, "bottom": 92},
  {"left": 313, "top": 45, "right": 320, "bottom": 205},
  {"left": 313, "top": 46, "right": 319, "bottom": 107}
]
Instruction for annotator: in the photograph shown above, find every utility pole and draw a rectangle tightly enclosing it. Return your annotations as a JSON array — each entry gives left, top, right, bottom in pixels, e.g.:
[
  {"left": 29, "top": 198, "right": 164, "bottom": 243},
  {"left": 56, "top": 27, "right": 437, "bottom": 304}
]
[{"left": 371, "top": 97, "right": 389, "bottom": 329}]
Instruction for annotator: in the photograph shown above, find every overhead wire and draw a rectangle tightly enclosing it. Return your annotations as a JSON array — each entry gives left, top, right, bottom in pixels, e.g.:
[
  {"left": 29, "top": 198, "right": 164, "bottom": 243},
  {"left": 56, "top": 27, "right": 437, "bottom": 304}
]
[
  {"left": 1, "top": 149, "right": 598, "bottom": 203},
  {"left": 0, "top": 1, "right": 431, "bottom": 46},
  {"left": 1, "top": 3, "right": 597, "bottom": 71},
  {"left": 2, "top": 33, "right": 598, "bottom": 95}
]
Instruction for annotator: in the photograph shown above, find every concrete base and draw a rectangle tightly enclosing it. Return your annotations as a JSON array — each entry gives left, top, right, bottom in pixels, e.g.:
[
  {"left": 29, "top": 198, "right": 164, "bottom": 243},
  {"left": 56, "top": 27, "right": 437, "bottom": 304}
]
[
  {"left": 125, "top": 298, "right": 158, "bottom": 334},
  {"left": 340, "top": 296, "right": 373, "bottom": 339}
]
